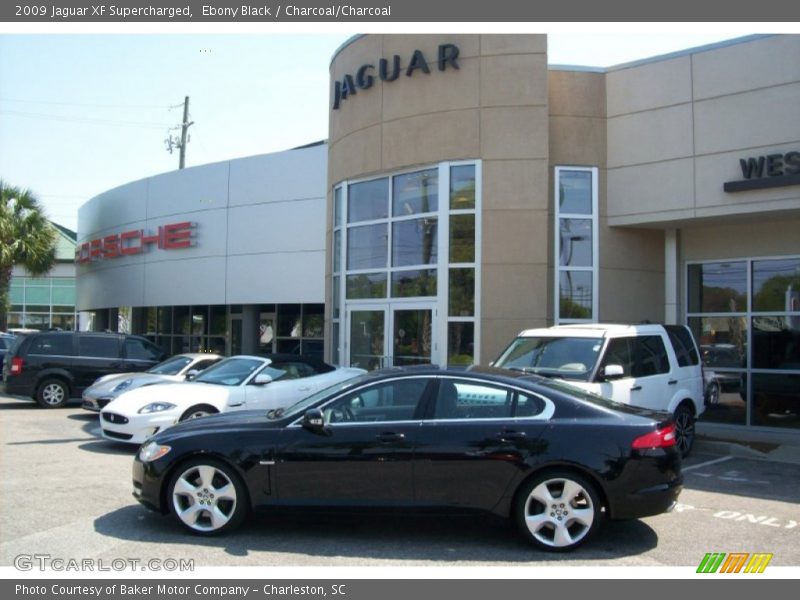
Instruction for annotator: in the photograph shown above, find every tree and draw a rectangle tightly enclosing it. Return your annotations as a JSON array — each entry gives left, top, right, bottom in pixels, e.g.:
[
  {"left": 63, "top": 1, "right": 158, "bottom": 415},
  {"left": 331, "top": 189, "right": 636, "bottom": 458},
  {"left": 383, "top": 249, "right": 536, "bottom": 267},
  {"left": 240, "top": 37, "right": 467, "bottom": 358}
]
[{"left": 0, "top": 181, "right": 57, "bottom": 330}]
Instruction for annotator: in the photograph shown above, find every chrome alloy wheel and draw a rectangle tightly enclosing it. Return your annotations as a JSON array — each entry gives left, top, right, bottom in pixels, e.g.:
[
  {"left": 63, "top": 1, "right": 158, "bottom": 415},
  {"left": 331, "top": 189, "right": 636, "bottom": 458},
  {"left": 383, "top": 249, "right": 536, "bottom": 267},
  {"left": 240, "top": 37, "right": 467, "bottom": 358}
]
[
  {"left": 41, "top": 383, "right": 66, "bottom": 405},
  {"left": 523, "top": 477, "right": 596, "bottom": 549},
  {"left": 673, "top": 406, "right": 695, "bottom": 457},
  {"left": 171, "top": 464, "right": 238, "bottom": 533}
]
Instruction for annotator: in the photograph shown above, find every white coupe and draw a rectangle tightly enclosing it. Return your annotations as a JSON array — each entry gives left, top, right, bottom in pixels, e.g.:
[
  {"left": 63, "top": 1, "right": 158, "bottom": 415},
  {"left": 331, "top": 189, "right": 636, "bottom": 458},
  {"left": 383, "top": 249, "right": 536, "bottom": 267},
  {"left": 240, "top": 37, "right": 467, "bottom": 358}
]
[{"left": 99, "top": 355, "right": 365, "bottom": 444}]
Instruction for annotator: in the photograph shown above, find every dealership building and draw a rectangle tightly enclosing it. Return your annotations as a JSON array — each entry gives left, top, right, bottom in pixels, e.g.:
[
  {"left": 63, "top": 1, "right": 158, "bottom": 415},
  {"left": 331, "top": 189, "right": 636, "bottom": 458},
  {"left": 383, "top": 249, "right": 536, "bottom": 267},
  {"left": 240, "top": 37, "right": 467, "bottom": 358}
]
[{"left": 77, "top": 33, "right": 800, "bottom": 436}]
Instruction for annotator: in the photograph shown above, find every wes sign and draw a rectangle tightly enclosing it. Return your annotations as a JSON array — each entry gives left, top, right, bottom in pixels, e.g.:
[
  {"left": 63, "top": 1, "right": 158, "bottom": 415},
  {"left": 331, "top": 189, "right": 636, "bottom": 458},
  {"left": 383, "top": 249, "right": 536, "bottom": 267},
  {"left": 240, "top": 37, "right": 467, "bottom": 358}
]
[{"left": 724, "top": 150, "right": 800, "bottom": 192}]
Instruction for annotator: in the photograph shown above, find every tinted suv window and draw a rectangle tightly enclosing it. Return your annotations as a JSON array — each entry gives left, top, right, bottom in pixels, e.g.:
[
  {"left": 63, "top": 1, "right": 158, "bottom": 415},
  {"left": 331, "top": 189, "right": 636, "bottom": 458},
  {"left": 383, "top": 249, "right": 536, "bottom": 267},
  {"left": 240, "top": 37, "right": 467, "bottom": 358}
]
[
  {"left": 124, "top": 338, "right": 163, "bottom": 361},
  {"left": 665, "top": 325, "right": 700, "bottom": 367},
  {"left": 78, "top": 336, "right": 120, "bottom": 358},
  {"left": 634, "top": 336, "right": 670, "bottom": 376},
  {"left": 599, "top": 338, "right": 635, "bottom": 377},
  {"left": 29, "top": 334, "right": 73, "bottom": 356}
]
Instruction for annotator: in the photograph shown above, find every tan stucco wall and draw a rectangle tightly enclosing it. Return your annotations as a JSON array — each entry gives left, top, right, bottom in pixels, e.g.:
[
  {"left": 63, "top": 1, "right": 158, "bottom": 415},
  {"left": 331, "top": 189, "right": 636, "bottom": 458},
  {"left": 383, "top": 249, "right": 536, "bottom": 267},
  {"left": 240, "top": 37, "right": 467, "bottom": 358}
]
[
  {"left": 606, "top": 35, "right": 800, "bottom": 227},
  {"left": 328, "top": 34, "right": 551, "bottom": 363}
]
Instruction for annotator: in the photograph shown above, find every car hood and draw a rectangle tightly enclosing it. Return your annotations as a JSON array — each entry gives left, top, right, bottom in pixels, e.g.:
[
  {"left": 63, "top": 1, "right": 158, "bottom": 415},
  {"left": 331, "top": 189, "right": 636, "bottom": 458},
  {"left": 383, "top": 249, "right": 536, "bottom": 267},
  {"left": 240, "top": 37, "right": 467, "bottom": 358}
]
[
  {"left": 103, "top": 381, "right": 232, "bottom": 412},
  {"left": 152, "top": 409, "right": 282, "bottom": 441},
  {"left": 88, "top": 373, "right": 180, "bottom": 394}
]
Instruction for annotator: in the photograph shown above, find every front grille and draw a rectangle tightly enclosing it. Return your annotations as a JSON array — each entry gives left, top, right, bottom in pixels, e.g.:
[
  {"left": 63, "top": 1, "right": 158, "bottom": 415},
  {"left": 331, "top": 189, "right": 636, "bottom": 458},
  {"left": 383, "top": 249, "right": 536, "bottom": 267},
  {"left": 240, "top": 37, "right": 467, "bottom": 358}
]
[
  {"left": 102, "top": 412, "right": 129, "bottom": 425},
  {"left": 103, "top": 429, "right": 133, "bottom": 440}
]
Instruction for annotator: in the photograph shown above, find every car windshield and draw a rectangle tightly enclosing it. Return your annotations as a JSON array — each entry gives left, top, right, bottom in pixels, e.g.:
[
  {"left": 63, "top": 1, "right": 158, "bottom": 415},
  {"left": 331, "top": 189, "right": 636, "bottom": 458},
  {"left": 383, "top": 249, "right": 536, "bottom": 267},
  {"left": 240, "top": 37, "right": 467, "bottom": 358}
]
[
  {"left": 267, "top": 373, "right": 373, "bottom": 421},
  {"left": 194, "top": 357, "right": 265, "bottom": 386},
  {"left": 494, "top": 336, "right": 603, "bottom": 381},
  {"left": 147, "top": 356, "right": 193, "bottom": 375}
]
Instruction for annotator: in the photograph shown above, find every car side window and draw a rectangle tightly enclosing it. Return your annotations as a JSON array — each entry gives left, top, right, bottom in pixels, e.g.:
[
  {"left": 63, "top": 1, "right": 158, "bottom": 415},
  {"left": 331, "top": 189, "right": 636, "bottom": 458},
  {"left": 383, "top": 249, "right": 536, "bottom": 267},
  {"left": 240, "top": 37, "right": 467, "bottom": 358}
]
[
  {"left": 193, "top": 358, "right": 221, "bottom": 372},
  {"left": 433, "top": 380, "right": 513, "bottom": 420},
  {"left": 665, "top": 325, "right": 699, "bottom": 367},
  {"left": 29, "top": 334, "right": 73, "bottom": 356},
  {"left": 598, "top": 338, "right": 634, "bottom": 378},
  {"left": 79, "top": 336, "right": 120, "bottom": 358},
  {"left": 124, "top": 338, "right": 163, "bottom": 361},
  {"left": 514, "top": 393, "right": 547, "bottom": 418},
  {"left": 269, "top": 361, "right": 315, "bottom": 380},
  {"left": 634, "top": 336, "right": 670, "bottom": 377},
  {"left": 323, "top": 379, "right": 429, "bottom": 424}
]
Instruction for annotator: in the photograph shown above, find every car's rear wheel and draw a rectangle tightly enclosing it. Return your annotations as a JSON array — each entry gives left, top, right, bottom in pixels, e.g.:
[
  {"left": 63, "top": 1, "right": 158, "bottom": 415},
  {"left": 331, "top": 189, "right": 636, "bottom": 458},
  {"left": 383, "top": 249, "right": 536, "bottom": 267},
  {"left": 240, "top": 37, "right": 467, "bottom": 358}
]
[
  {"left": 514, "top": 471, "right": 602, "bottom": 552},
  {"left": 36, "top": 379, "right": 69, "bottom": 408},
  {"left": 168, "top": 458, "right": 247, "bottom": 535},
  {"left": 673, "top": 404, "right": 695, "bottom": 457}
]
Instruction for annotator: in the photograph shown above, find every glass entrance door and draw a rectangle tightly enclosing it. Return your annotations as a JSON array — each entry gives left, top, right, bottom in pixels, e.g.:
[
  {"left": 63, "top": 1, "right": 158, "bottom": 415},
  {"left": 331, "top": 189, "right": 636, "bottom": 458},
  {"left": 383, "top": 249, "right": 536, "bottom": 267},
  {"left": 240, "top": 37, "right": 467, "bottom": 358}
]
[{"left": 347, "top": 303, "right": 437, "bottom": 370}]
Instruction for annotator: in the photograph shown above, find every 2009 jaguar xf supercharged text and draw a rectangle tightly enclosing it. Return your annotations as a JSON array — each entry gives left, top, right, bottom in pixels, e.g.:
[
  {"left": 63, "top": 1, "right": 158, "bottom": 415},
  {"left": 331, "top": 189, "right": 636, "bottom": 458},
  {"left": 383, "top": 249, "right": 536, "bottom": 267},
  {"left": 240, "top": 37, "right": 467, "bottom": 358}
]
[{"left": 132, "top": 366, "right": 682, "bottom": 552}]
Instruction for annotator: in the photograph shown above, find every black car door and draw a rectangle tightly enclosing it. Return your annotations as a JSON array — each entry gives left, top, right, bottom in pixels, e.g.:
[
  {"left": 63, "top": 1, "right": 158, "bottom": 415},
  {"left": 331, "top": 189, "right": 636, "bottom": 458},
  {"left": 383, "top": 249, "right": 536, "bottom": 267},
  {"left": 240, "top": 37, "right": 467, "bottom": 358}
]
[
  {"left": 73, "top": 335, "right": 123, "bottom": 392},
  {"left": 413, "top": 377, "right": 550, "bottom": 511},
  {"left": 275, "top": 376, "right": 433, "bottom": 505}
]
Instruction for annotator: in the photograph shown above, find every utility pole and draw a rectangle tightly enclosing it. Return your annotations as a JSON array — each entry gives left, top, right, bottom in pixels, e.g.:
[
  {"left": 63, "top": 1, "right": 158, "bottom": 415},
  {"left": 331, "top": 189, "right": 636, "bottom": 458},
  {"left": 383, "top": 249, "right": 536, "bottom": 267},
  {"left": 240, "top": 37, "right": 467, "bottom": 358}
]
[{"left": 165, "top": 96, "right": 194, "bottom": 169}]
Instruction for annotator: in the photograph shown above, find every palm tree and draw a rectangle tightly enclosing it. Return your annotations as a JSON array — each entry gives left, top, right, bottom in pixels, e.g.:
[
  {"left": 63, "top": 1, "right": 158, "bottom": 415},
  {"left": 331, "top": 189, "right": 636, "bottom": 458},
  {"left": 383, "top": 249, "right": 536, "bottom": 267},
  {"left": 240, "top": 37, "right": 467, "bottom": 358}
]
[{"left": 0, "top": 181, "right": 57, "bottom": 330}]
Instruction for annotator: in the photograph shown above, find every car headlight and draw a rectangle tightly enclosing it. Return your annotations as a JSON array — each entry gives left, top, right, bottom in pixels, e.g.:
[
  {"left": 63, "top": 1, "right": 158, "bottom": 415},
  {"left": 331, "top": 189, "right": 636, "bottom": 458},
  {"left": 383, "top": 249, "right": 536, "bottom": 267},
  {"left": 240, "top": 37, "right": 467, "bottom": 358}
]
[
  {"left": 112, "top": 379, "right": 134, "bottom": 393},
  {"left": 137, "top": 402, "right": 177, "bottom": 414},
  {"left": 139, "top": 441, "right": 171, "bottom": 462}
]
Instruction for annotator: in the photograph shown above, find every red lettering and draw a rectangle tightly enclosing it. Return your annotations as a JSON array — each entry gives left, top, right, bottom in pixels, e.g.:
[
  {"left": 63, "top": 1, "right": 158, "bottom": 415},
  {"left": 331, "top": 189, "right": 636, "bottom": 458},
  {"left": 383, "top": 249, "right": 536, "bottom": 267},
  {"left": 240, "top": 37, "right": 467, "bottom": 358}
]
[
  {"left": 140, "top": 227, "right": 162, "bottom": 248},
  {"left": 103, "top": 234, "right": 120, "bottom": 259},
  {"left": 162, "top": 222, "right": 194, "bottom": 249},
  {"left": 120, "top": 230, "right": 143, "bottom": 255}
]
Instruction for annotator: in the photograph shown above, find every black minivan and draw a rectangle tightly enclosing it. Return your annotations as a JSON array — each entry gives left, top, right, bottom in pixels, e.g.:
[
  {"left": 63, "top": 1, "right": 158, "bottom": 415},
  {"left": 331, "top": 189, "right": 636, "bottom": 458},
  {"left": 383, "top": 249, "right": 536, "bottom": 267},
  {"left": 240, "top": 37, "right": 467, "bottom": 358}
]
[{"left": 2, "top": 331, "right": 167, "bottom": 408}]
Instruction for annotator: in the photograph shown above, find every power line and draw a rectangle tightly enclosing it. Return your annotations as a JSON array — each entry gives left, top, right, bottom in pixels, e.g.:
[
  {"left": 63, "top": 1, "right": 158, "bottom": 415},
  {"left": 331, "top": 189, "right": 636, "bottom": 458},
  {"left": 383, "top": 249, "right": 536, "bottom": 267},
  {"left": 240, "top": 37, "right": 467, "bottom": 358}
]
[
  {"left": 0, "top": 97, "right": 168, "bottom": 110},
  {"left": 0, "top": 109, "right": 171, "bottom": 129}
]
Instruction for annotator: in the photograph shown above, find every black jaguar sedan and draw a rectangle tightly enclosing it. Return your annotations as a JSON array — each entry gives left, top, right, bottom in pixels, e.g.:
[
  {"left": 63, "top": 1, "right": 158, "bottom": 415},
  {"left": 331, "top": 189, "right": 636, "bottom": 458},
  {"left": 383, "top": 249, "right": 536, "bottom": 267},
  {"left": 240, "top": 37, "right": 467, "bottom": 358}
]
[{"left": 132, "top": 366, "right": 682, "bottom": 552}]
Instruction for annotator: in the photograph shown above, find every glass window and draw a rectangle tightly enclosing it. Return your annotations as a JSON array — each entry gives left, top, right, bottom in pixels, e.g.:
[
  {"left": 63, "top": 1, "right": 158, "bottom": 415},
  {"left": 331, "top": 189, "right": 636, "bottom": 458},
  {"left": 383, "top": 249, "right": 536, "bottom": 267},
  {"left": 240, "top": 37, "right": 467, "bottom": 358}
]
[
  {"left": 434, "top": 380, "right": 512, "bottom": 420},
  {"left": 9, "top": 283, "right": 23, "bottom": 304},
  {"left": 391, "top": 269, "right": 436, "bottom": 298},
  {"left": 334, "top": 186, "right": 343, "bottom": 226},
  {"left": 450, "top": 214, "right": 475, "bottom": 263},
  {"left": 195, "top": 357, "right": 264, "bottom": 386},
  {"left": 348, "top": 178, "right": 388, "bottom": 223},
  {"left": 751, "top": 373, "right": 800, "bottom": 428},
  {"left": 687, "top": 262, "right": 747, "bottom": 313},
  {"left": 634, "top": 336, "right": 670, "bottom": 377},
  {"left": 173, "top": 306, "right": 190, "bottom": 335},
  {"left": 559, "top": 219, "right": 592, "bottom": 267},
  {"left": 559, "top": 271, "right": 593, "bottom": 319},
  {"left": 333, "top": 230, "right": 341, "bottom": 273},
  {"left": 515, "top": 393, "right": 547, "bottom": 418},
  {"left": 752, "top": 317, "right": 800, "bottom": 370},
  {"left": 450, "top": 165, "right": 475, "bottom": 209},
  {"left": 29, "top": 334, "right": 73, "bottom": 356},
  {"left": 24, "top": 286, "right": 49, "bottom": 305},
  {"left": 303, "top": 305, "right": 324, "bottom": 338},
  {"left": 558, "top": 170, "right": 592, "bottom": 214},
  {"left": 157, "top": 307, "right": 172, "bottom": 334},
  {"left": 332, "top": 276, "right": 341, "bottom": 319},
  {"left": 449, "top": 268, "right": 474, "bottom": 316},
  {"left": 448, "top": 322, "right": 474, "bottom": 367},
  {"left": 392, "top": 218, "right": 438, "bottom": 267},
  {"left": 51, "top": 285, "right": 75, "bottom": 306},
  {"left": 210, "top": 306, "right": 227, "bottom": 336},
  {"left": 346, "top": 273, "right": 387, "bottom": 299},
  {"left": 124, "top": 338, "right": 163, "bottom": 361},
  {"left": 664, "top": 325, "right": 700, "bottom": 367},
  {"left": 688, "top": 316, "right": 748, "bottom": 366},
  {"left": 149, "top": 355, "right": 192, "bottom": 375},
  {"left": 79, "top": 336, "right": 119, "bottom": 358},
  {"left": 393, "top": 169, "right": 438, "bottom": 216},
  {"left": 277, "top": 305, "right": 302, "bottom": 338},
  {"left": 494, "top": 336, "right": 603, "bottom": 381},
  {"left": 347, "top": 224, "right": 388, "bottom": 270},
  {"left": 752, "top": 258, "right": 800, "bottom": 312},
  {"left": 599, "top": 338, "right": 634, "bottom": 378},
  {"left": 323, "top": 379, "right": 429, "bottom": 424}
]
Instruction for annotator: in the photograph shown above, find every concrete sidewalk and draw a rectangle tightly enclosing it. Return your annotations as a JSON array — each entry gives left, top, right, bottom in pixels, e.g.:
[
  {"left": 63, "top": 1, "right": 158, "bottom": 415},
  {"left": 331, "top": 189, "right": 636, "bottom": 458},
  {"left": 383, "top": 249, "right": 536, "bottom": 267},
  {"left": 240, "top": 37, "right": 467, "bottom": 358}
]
[{"left": 695, "top": 438, "right": 800, "bottom": 465}]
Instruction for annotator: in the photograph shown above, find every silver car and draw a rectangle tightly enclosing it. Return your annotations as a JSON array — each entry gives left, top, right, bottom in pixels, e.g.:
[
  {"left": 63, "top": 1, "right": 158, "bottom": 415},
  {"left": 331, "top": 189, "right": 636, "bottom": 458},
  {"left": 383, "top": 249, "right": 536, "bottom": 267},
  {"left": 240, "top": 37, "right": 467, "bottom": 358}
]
[{"left": 82, "top": 353, "right": 223, "bottom": 412}]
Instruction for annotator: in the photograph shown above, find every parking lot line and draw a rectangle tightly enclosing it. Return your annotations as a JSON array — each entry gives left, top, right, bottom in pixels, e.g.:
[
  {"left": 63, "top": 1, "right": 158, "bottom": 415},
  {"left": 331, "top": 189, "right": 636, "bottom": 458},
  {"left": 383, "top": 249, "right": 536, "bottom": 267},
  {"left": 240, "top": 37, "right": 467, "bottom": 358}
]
[{"left": 682, "top": 456, "right": 734, "bottom": 472}]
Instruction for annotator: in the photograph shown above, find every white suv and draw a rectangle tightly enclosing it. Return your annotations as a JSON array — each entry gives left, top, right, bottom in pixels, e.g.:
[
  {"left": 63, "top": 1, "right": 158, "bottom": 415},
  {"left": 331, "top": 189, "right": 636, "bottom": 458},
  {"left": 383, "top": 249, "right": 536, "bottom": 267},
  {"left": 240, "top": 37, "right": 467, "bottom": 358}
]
[{"left": 492, "top": 323, "right": 704, "bottom": 456}]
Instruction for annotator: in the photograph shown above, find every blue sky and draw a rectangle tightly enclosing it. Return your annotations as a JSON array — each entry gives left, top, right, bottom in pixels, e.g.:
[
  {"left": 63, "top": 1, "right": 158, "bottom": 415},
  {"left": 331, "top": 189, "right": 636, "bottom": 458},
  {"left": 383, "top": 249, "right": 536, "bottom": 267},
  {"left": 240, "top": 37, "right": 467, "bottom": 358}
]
[{"left": 0, "top": 31, "right": 763, "bottom": 231}]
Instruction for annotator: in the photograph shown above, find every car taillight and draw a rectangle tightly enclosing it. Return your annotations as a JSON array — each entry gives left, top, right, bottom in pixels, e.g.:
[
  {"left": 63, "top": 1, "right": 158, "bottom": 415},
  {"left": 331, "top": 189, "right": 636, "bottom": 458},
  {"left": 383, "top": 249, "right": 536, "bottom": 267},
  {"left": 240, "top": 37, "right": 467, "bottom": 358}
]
[
  {"left": 10, "top": 357, "right": 24, "bottom": 375},
  {"left": 632, "top": 424, "right": 677, "bottom": 449}
]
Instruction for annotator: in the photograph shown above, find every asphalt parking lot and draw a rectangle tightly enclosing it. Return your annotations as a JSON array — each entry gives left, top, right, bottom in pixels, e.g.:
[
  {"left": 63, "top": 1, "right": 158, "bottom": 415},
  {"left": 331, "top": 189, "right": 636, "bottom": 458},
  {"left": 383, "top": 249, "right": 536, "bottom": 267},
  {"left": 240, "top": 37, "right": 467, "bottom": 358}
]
[{"left": 1, "top": 392, "right": 799, "bottom": 569}]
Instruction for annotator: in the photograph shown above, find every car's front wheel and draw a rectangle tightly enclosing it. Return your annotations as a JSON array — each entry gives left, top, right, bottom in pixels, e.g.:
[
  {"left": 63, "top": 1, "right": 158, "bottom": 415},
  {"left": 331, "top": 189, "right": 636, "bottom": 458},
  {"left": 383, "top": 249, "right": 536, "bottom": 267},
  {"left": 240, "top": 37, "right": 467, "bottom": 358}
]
[
  {"left": 705, "top": 381, "right": 720, "bottom": 405},
  {"left": 514, "top": 471, "right": 602, "bottom": 552},
  {"left": 168, "top": 458, "right": 247, "bottom": 535},
  {"left": 179, "top": 405, "right": 218, "bottom": 421},
  {"left": 36, "top": 379, "right": 70, "bottom": 408}
]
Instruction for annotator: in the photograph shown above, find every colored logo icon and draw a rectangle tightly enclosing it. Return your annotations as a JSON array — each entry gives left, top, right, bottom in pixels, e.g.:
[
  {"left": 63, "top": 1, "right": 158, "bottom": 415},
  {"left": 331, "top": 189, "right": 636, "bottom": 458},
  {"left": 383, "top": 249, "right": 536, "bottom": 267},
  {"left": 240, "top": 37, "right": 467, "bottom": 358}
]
[{"left": 697, "top": 553, "right": 773, "bottom": 573}]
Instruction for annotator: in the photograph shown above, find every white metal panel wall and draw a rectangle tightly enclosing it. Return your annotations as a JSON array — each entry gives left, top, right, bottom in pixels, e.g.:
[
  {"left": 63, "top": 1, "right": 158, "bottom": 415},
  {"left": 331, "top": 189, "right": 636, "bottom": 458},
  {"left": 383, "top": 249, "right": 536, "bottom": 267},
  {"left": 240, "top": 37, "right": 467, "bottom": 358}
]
[{"left": 76, "top": 145, "right": 327, "bottom": 311}]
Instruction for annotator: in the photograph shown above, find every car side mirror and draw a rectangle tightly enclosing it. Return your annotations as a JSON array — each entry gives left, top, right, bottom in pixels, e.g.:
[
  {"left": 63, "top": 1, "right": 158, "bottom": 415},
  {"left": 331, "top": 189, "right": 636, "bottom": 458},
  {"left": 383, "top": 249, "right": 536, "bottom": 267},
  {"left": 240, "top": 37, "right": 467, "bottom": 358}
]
[
  {"left": 302, "top": 408, "right": 327, "bottom": 433},
  {"left": 601, "top": 364, "right": 625, "bottom": 380},
  {"left": 185, "top": 370, "right": 200, "bottom": 380},
  {"left": 253, "top": 373, "right": 273, "bottom": 386}
]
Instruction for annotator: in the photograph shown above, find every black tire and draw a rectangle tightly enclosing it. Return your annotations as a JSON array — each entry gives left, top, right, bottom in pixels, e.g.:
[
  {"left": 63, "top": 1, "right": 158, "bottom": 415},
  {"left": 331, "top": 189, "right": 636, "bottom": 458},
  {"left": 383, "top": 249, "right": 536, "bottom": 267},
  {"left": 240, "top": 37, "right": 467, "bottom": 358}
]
[
  {"left": 167, "top": 457, "right": 247, "bottom": 535},
  {"left": 179, "top": 405, "right": 218, "bottom": 422},
  {"left": 35, "top": 378, "right": 70, "bottom": 408},
  {"left": 705, "top": 382, "right": 720, "bottom": 406},
  {"left": 514, "top": 470, "right": 602, "bottom": 552},
  {"left": 673, "top": 403, "right": 695, "bottom": 458}
]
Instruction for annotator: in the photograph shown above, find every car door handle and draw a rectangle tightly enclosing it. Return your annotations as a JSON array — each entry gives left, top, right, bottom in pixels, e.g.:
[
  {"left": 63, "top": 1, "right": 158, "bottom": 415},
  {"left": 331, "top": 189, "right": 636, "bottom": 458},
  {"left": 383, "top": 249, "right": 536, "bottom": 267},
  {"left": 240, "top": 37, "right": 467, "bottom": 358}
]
[
  {"left": 495, "top": 431, "right": 527, "bottom": 442},
  {"left": 668, "top": 380, "right": 678, "bottom": 385},
  {"left": 376, "top": 432, "right": 405, "bottom": 443},
  {"left": 630, "top": 385, "right": 642, "bottom": 391}
]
